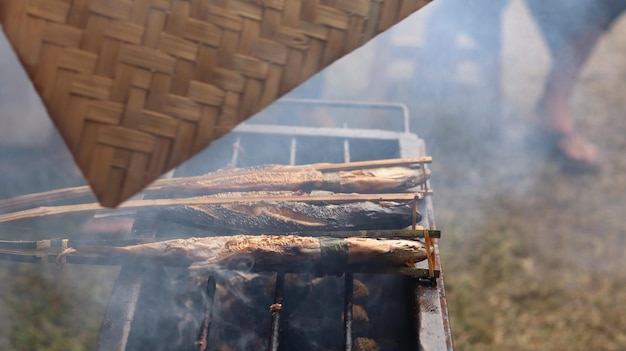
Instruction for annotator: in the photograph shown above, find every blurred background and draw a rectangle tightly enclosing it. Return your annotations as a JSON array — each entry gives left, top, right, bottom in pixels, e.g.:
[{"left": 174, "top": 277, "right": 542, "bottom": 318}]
[{"left": 2, "top": 0, "right": 626, "bottom": 349}]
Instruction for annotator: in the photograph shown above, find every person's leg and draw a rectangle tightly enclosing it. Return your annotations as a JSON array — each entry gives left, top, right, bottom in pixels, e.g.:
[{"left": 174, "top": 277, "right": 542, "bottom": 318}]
[
  {"left": 534, "top": 24, "right": 605, "bottom": 163},
  {"left": 526, "top": 0, "right": 626, "bottom": 165}
]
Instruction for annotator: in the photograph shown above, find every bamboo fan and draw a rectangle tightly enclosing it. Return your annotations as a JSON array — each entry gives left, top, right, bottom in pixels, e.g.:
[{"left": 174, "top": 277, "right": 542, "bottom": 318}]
[{"left": 0, "top": 0, "right": 432, "bottom": 208}]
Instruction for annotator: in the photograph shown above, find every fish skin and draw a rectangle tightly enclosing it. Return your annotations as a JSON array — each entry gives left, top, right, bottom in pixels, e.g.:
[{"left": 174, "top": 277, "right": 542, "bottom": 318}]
[
  {"left": 70, "top": 235, "right": 429, "bottom": 277},
  {"left": 141, "top": 200, "right": 419, "bottom": 233}
]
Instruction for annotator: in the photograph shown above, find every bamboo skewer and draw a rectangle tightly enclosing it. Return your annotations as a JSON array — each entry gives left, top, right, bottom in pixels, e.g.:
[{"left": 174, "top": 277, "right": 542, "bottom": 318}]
[
  {"left": 0, "top": 248, "right": 439, "bottom": 277},
  {"left": 0, "top": 235, "right": 433, "bottom": 276},
  {"left": 424, "top": 229, "right": 436, "bottom": 279},
  {"left": 0, "top": 230, "right": 441, "bottom": 252},
  {"left": 274, "top": 229, "right": 441, "bottom": 239},
  {"left": 0, "top": 193, "right": 426, "bottom": 225},
  {"left": 310, "top": 157, "right": 432, "bottom": 171},
  {"left": 0, "top": 158, "right": 431, "bottom": 213},
  {"left": 0, "top": 157, "right": 438, "bottom": 276},
  {"left": 0, "top": 186, "right": 95, "bottom": 214}
]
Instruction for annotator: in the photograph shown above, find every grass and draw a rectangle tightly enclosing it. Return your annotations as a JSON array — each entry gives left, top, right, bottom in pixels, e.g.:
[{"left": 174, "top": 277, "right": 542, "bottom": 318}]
[
  {"left": 432, "top": 127, "right": 626, "bottom": 350},
  {"left": 0, "top": 263, "right": 117, "bottom": 351}
]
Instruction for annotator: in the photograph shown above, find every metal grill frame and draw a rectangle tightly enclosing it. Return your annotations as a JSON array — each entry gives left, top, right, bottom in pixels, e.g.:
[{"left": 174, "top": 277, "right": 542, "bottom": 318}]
[{"left": 94, "top": 98, "right": 453, "bottom": 351}]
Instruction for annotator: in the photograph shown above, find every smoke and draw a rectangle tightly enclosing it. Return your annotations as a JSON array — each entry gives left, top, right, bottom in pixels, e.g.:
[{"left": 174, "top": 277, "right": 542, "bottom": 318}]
[
  {"left": 2, "top": 1, "right": 626, "bottom": 350},
  {"left": 222, "top": 254, "right": 255, "bottom": 272},
  {"left": 0, "top": 27, "right": 54, "bottom": 146},
  {"left": 345, "top": 2, "right": 626, "bottom": 349}
]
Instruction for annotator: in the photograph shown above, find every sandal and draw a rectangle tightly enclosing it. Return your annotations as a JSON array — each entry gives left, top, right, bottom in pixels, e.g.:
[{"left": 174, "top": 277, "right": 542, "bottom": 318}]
[{"left": 527, "top": 130, "right": 601, "bottom": 173}]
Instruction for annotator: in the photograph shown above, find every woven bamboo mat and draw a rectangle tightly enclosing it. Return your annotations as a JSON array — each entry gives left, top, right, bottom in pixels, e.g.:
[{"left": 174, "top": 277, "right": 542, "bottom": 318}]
[{"left": 0, "top": 0, "right": 431, "bottom": 207}]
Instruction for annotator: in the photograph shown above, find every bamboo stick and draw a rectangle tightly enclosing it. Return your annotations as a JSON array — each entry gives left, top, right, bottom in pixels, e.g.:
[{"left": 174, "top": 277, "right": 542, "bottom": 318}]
[
  {"left": 276, "top": 229, "right": 440, "bottom": 239},
  {"left": 0, "top": 158, "right": 431, "bottom": 212},
  {"left": 0, "top": 235, "right": 431, "bottom": 276},
  {"left": 0, "top": 186, "right": 94, "bottom": 213},
  {"left": 0, "top": 193, "right": 424, "bottom": 225},
  {"left": 0, "top": 248, "right": 438, "bottom": 276},
  {"left": 0, "top": 229, "right": 441, "bottom": 251},
  {"left": 311, "top": 157, "right": 432, "bottom": 171}
]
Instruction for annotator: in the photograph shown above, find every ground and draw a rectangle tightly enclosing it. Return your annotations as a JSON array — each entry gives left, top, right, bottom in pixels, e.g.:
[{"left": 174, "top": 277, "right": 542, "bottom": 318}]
[
  {"left": 410, "top": 2, "right": 626, "bottom": 350},
  {"left": 325, "top": 1, "right": 626, "bottom": 349}
]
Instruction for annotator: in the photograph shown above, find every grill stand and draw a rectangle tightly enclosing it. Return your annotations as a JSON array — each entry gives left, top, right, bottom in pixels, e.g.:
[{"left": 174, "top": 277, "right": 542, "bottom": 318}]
[{"left": 94, "top": 99, "right": 453, "bottom": 350}]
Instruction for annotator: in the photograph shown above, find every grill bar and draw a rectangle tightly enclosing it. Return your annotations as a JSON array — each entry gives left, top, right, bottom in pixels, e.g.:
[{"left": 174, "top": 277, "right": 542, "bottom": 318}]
[
  {"left": 289, "top": 138, "right": 297, "bottom": 166},
  {"left": 268, "top": 272, "right": 285, "bottom": 351},
  {"left": 342, "top": 129, "right": 353, "bottom": 351},
  {"left": 267, "top": 133, "right": 298, "bottom": 350},
  {"left": 196, "top": 276, "right": 217, "bottom": 351},
  {"left": 344, "top": 273, "right": 354, "bottom": 350},
  {"left": 416, "top": 133, "right": 453, "bottom": 350},
  {"left": 267, "top": 98, "right": 411, "bottom": 133},
  {"left": 94, "top": 208, "right": 165, "bottom": 351},
  {"left": 229, "top": 137, "right": 242, "bottom": 167}
]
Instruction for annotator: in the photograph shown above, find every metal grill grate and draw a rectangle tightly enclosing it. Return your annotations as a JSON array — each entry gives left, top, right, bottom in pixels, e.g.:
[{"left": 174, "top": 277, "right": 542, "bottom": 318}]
[{"left": 95, "top": 99, "right": 452, "bottom": 351}]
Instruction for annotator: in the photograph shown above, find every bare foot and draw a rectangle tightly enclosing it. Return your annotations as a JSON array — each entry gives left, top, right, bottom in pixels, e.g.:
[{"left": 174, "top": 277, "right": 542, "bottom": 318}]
[
  {"left": 531, "top": 101, "right": 599, "bottom": 169},
  {"left": 556, "top": 133, "right": 598, "bottom": 164}
]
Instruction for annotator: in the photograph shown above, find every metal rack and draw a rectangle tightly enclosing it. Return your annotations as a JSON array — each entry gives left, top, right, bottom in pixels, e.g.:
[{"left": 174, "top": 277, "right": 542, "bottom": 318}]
[{"left": 94, "top": 99, "right": 453, "bottom": 351}]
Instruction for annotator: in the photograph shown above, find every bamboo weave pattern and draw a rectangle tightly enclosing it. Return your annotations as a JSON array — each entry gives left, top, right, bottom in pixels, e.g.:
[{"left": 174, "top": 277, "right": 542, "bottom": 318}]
[{"left": 0, "top": 0, "right": 431, "bottom": 207}]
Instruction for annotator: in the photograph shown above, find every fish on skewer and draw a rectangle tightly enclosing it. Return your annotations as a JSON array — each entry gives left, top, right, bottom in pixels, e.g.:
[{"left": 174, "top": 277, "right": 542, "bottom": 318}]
[
  {"left": 0, "top": 192, "right": 424, "bottom": 232},
  {"left": 0, "top": 235, "right": 430, "bottom": 277},
  {"left": 0, "top": 158, "right": 431, "bottom": 212},
  {"left": 151, "top": 199, "right": 419, "bottom": 233},
  {"left": 63, "top": 235, "right": 429, "bottom": 274}
]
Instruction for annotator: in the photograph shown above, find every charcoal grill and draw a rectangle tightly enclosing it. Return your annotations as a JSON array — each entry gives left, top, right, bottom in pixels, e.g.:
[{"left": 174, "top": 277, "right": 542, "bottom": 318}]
[{"left": 94, "top": 99, "right": 453, "bottom": 351}]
